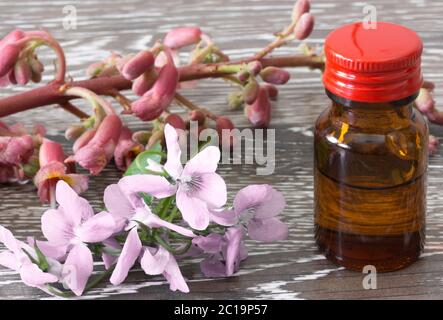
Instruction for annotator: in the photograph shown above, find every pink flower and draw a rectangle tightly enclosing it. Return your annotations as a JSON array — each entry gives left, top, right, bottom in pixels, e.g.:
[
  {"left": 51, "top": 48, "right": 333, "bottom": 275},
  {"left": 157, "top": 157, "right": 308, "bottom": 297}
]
[
  {"left": 119, "top": 124, "right": 227, "bottom": 230},
  {"left": 131, "top": 58, "right": 179, "bottom": 121},
  {"left": 70, "top": 115, "right": 122, "bottom": 175},
  {"left": 164, "top": 27, "right": 202, "bottom": 49},
  {"left": 245, "top": 87, "right": 272, "bottom": 128},
  {"left": 104, "top": 183, "right": 194, "bottom": 285},
  {"left": 41, "top": 180, "right": 115, "bottom": 249},
  {"left": 211, "top": 185, "right": 288, "bottom": 242},
  {"left": 196, "top": 227, "right": 248, "bottom": 277},
  {"left": 0, "top": 226, "right": 60, "bottom": 289},
  {"left": 104, "top": 183, "right": 195, "bottom": 237},
  {"left": 34, "top": 139, "right": 88, "bottom": 203},
  {"left": 113, "top": 127, "right": 143, "bottom": 171},
  {"left": 0, "top": 134, "right": 34, "bottom": 166},
  {"left": 141, "top": 246, "right": 189, "bottom": 293}
]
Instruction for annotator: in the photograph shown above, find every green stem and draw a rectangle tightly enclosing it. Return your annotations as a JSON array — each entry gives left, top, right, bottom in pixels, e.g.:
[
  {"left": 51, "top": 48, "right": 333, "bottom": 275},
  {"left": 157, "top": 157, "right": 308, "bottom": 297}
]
[{"left": 157, "top": 196, "right": 174, "bottom": 219}]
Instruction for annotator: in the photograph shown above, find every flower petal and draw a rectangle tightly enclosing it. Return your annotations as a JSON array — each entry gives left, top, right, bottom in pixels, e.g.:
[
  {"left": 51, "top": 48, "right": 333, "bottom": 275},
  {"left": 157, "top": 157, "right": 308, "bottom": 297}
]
[
  {"left": 164, "top": 124, "right": 183, "bottom": 180},
  {"left": 194, "top": 173, "right": 227, "bottom": 208},
  {"left": 210, "top": 208, "right": 237, "bottom": 226},
  {"left": 110, "top": 227, "right": 142, "bottom": 285},
  {"left": 76, "top": 211, "right": 116, "bottom": 243},
  {"left": 163, "top": 255, "right": 189, "bottom": 293},
  {"left": 200, "top": 255, "right": 226, "bottom": 278},
  {"left": 0, "top": 251, "right": 19, "bottom": 270},
  {"left": 62, "top": 243, "right": 93, "bottom": 296},
  {"left": 225, "top": 227, "right": 244, "bottom": 276},
  {"left": 104, "top": 184, "right": 134, "bottom": 229},
  {"left": 41, "top": 208, "right": 74, "bottom": 247},
  {"left": 192, "top": 233, "right": 223, "bottom": 253},
  {"left": 35, "top": 239, "right": 67, "bottom": 261},
  {"left": 0, "top": 225, "right": 21, "bottom": 253},
  {"left": 248, "top": 217, "right": 288, "bottom": 242},
  {"left": 20, "top": 262, "right": 59, "bottom": 288},
  {"left": 55, "top": 180, "right": 94, "bottom": 225},
  {"left": 183, "top": 146, "right": 220, "bottom": 176},
  {"left": 140, "top": 246, "right": 170, "bottom": 275},
  {"left": 176, "top": 189, "right": 210, "bottom": 230},
  {"left": 118, "top": 174, "right": 177, "bottom": 200},
  {"left": 234, "top": 184, "right": 285, "bottom": 219}
]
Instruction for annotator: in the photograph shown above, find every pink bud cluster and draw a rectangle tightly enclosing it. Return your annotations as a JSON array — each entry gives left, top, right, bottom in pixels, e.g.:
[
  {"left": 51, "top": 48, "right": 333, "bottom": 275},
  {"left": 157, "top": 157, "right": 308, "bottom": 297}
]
[{"left": 0, "top": 29, "right": 45, "bottom": 86}]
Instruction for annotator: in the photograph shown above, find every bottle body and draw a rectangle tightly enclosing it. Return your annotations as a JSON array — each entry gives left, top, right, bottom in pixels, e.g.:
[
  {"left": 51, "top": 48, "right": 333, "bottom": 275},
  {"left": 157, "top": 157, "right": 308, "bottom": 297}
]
[{"left": 314, "top": 94, "right": 428, "bottom": 272}]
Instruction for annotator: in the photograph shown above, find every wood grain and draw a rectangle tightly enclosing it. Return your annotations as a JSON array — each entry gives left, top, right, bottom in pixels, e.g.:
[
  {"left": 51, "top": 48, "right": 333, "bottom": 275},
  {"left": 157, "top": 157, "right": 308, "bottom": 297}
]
[{"left": 1, "top": 0, "right": 443, "bottom": 300}]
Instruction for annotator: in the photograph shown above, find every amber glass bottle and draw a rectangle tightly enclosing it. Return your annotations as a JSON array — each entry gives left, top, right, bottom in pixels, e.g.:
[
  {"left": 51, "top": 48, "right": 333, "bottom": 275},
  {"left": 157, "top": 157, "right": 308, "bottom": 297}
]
[{"left": 315, "top": 22, "right": 427, "bottom": 272}]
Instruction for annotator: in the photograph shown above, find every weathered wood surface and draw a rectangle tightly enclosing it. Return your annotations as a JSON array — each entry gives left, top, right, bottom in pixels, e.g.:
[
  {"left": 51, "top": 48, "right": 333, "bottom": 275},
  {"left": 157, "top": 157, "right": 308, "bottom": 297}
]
[{"left": 1, "top": 0, "right": 443, "bottom": 300}]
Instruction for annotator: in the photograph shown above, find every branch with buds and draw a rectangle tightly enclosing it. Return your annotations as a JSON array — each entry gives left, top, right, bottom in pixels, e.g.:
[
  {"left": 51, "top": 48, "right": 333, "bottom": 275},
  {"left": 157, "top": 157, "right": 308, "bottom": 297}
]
[{"left": 0, "top": 0, "right": 440, "bottom": 202}]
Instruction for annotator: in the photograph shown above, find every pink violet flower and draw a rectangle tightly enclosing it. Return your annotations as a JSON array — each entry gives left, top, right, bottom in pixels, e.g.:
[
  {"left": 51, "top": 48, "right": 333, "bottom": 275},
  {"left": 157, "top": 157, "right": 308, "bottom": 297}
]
[
  {"left": 141, "top": 246, "right": 189, "bottom": 293},
  {"left": 211, "top": 185, "right": 288, "bottom": 242},
  {"left": 104, "top": 183, "right": 194, "bottom": 285},
  {"left": 196, "top": 227, "right": 248, "bottom": 277},
  {"left": 104, "top": 183, "right": 195, "bottom": 237},
  {"left": 119, "top": 124, "right": 227, "bottom": 230},
  {"left": 41, "top": 180, "right": 115, "bottom": 250},
  {"left": 69, "top": 114, "right": 122, "bottom": 175},
  {"left": 34, "top": 139, "right": 88, "bottom": 203},
  {"left": 163, "top": 27, "right": 202, "bottom": 50},
  {"left": 0, "top": 225, "right": 60, "bottom": 289}
]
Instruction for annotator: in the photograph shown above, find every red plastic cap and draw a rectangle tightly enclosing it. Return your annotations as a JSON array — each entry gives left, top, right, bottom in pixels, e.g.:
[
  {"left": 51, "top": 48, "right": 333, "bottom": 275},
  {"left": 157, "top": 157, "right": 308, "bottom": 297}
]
[{"left": 323, "top": 22, "right": 423, "bottom": 103}]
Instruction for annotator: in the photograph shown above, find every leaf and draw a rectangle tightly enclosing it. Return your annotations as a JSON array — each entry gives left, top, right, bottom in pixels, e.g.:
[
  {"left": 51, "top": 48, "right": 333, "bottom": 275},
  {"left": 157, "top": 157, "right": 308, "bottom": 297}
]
[
  {"left": 123, "top": 142, "right": 165, "bottom": 206},
  {"left": 123, "top": 141, "right": 163, "bottom": 177}
]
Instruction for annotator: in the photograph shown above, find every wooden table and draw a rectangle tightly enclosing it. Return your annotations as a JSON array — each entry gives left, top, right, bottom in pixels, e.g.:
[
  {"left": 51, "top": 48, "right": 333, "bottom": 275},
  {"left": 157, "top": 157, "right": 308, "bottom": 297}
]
[{"left": 1, "top": 0, "right": 443, "bottom": 300}]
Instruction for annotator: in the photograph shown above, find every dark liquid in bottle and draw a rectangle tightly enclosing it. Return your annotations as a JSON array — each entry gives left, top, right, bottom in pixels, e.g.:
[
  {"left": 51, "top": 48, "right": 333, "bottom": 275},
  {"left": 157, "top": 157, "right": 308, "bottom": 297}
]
[{"left": 314, "top": 168, "right": 426, "bottom": 272}]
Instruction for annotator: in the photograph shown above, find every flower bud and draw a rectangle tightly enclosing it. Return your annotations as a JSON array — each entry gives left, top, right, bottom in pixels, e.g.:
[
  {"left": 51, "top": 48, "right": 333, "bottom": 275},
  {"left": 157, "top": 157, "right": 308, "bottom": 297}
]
[
  {"left": 39, "top": 139, "right": 65, "bottom": 167},
  {"left": 247, "top": 61, "right": 263, "bottom": 76},
  {"left": 65, "top": 124, "right": 86, "bottom": 141},
  {"left": 132, "top": 70, "right": 157, "bottom": 96},
  {"left": 13, "top": 58, "right": 31, "bottom": 85},
  {"left": 164, "top": 27, "right": 202, "bottom": 49},
  {"left": 294, "top": 12, "right": 314, "bottom": 40},
  {"left": 131, "top": 63, "right": 178, "bottom": 121},
  {"left": 262, "top": 83, "right": 279, "bottom": 100},
  {"left": 237, "top": 70, "right": 250, "bottom": 83},
  {"left": 0, "top": 44, "right": 21, "bottom": 77},
  {"left": 243, "top": 79, "right": 260, "bottom": 104},
  {"left": 189, "top": 110, "right": 206, "bottom": 125},
  {"left": 114, "top": 127, "right": 143, "bottom": 171},
  {"left": 429, "top": 135, "right": 439, "bottom": 155},
  {"left": 292, "top": 0, "right": 311, "bottom": 23},
  {"left": 86, "top": 62, "right": 105, "bottom": 78},
  {"left": 227, "top": 91, "right": 244, "bottom": 110},
  {"left": 415, "top": 88, "right": 435, "bottom": 114},
  {"left": 216, "top": 116, "right": 235, "bottom": 134},
  {"left": 0, "top": 134, "right": 34, "bottom": 166},
  {"left": 245, "top": 87, "right": 271, "bottom": 128},
  {"left": 122, "top": 50, "right": 155, "bottom": 80},
  {"left": 72, "top": 115, "right": 122, "bottom": 175},
  {"left": 259, "top": 66, "right": 291, "bottom": 85},
  {"left": 73, "top": 129, "right": 96, "bottom": 153},
  {"left": 165, "top": 114, "right": 186, "bottom": 130}
]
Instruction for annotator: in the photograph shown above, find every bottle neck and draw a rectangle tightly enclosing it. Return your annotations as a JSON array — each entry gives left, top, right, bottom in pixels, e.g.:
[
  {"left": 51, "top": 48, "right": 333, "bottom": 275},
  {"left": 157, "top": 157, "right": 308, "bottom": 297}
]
[{"left": 326, "top": 90, "right": 417, "bottom": 130}]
